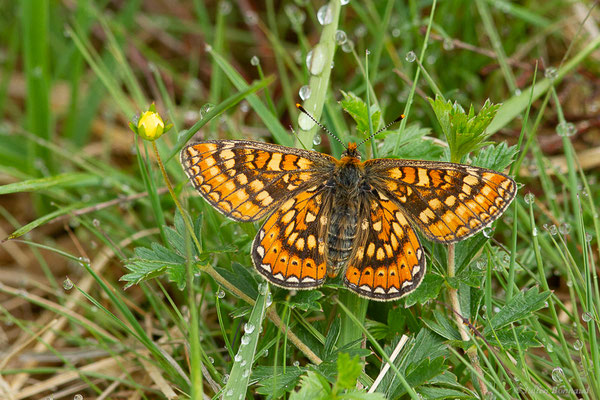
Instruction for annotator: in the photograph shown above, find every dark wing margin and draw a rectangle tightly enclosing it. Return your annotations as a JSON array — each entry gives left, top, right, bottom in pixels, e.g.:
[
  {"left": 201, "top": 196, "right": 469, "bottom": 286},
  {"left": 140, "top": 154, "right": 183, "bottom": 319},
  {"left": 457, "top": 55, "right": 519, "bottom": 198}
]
[{"left": 364, "top": 158, "right": 517, "bottom": 243}]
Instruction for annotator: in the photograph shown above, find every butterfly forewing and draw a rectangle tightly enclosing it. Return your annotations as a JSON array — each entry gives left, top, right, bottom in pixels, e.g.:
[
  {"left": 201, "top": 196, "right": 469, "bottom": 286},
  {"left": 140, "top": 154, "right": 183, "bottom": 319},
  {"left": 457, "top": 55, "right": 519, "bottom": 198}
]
[
  {"left": 344, "top": 195, "right": 425, "bottom": 300},
  {"left": 365, "top": 159, "right": 517, "bottom": 243},
  {"left": 181, "top": 140, "right": 335, "bottom": 222}
]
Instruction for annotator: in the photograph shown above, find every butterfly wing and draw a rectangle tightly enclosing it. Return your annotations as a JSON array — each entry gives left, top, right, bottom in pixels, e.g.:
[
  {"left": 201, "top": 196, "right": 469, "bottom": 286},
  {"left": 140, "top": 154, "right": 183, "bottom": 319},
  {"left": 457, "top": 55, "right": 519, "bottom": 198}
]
[
  {"left": 364, "top": 159, "right": 517, "bottom": 243},
  {"left": 181, "top": 140, "right": 336, "bottom": 222},
  {"left": 252, "top": 185, "right": 332, "bottom": 289},
  {"left": 343, "top": 193, "right": 425, "bottom": 300}
]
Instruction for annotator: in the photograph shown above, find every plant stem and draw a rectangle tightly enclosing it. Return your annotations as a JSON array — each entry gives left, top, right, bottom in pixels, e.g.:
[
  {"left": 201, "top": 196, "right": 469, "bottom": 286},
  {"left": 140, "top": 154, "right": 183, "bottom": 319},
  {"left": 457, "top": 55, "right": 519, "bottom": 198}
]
[{"left": 447, "top": 243, "right": 488, "bottom": 395}]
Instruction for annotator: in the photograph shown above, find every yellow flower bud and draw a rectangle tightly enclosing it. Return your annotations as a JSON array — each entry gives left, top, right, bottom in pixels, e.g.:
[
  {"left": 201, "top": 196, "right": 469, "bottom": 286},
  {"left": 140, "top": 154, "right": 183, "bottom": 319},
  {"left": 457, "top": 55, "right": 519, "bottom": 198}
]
[{"left": 136, "top": 110, "right": 165, "bottom": 141}]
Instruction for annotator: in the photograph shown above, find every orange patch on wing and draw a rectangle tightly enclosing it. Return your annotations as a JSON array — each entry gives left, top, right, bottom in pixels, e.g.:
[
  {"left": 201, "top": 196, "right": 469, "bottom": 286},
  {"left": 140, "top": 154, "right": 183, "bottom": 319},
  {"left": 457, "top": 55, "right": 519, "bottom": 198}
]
[
  {"left": 373, "top": 267, "right": 388, "bottom": 289},
  {"left": 358, "top": 267, "right": 375, "bottom": 287},
  {"left": 345, "top": 266, "right": 361, "bottom": 286}
]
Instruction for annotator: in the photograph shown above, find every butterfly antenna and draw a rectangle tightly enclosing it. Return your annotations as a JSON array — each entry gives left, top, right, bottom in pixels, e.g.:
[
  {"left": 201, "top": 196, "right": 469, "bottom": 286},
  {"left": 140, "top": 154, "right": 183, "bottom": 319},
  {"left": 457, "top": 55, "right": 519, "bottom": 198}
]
[
  {"left": 296, "top": 103, "right": 346, "bottom": 148},
  {"left": 357, "top": 114, "right": 405, "bottom": 148}
]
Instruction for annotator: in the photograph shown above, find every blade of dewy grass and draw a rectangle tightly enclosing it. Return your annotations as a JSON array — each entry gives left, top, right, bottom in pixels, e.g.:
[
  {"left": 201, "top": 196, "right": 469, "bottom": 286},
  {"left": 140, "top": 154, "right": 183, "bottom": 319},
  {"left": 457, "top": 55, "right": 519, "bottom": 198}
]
[
  {"left": 0, "top": 173, "right": 100, "bottom": 195},
  {"left": 222, "top": 286, "right": 268, "bottom": 399}
]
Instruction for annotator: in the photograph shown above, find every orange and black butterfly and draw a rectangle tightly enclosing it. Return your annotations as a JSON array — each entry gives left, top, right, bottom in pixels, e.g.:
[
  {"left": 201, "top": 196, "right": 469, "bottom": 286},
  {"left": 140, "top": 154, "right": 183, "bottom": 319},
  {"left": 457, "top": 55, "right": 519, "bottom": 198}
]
[{"left": 180, "top": 108, "right": 516, "bottom": 301}]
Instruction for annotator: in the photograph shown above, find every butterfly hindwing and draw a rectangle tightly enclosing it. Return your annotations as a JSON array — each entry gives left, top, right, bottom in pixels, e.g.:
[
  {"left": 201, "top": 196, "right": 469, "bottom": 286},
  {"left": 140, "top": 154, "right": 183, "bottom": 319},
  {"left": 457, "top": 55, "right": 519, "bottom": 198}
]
[
  {"left": 181, "top": 140, "right": 335, "bottom": 222},
  {"left": 252, "top": 185, "right": 330, "bottom": 289},
  {"left": 343, "top": 193, "right": 426, "bottom": 300},
  {"left": 365, "top": 159, "right": 516, "bottom": 243}
]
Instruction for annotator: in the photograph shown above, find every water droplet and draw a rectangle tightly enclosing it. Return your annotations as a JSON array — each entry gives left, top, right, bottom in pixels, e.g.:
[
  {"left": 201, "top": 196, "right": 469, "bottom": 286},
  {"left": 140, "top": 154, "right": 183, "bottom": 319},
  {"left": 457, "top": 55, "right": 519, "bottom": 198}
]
[
  {"left": 586, "top": 233, "right": 593, "bottom": 242},
  {"left": 544, "top": 67, "right": 558, "bottom": 80},
  {"left": 341, "top": 40, "right": 354, "bottom": 53},
  {"left": 242, "top": 368, "right": 250, "bottom": 378},
  {"left": 222, "top": 374, "right": 229, "bottom": 384},
  {"left": 226, "top": 389, "right": 233, "bottom": 396},
  {"left": 298, "top": 112, "right": 315, "bottom": 130},
  {"left": 293, "top": 360, "right": 300, "bottom": 367},
  {"left": 204, "top": 43, "right": 212, "bottom": 52},
  {"left": 217, "top": 289, "right": 226, "bottom": 299},
  {"left": 266, "top": 293, "right": 273, "bottom": 307},
  {"left": 559, "top": 223, "right": 571, "bottom": 235},
  {"left": 482, "top": 227, "right": 494, "bottom": 238},
  {"left": 317, "top": 4, "right": 333, "bottom": 25},
  {"left": 443, "top": 38, "right": 455, "bottom": 51},
  {"left": 544, "top": 301, "right": 549, "bottom": 308},
  {"left": 306, "top": 45, "right": 326, "bottom": 75},
  {"left": 250, "top": 56, "right": 260, "bottom": 66},
  {"left": 340, "top": 0, "right": 350, "bottom": 5},
  {"left": 548, "top": 224, "right": 558, "bottom": 235},
  {"left": 299, "top": 85, "right": 311, "bottom": 101},
  {"left": 258, "top": 282, "right": 268, "bottom": 295},
  {"left": 405, "top": 51, "right": 417, "bottom": 63},
  {"left": 391, "top": 28, "right": 401, "bottom": 38},
  {"left": 532, "top": 227, "right": 538, "bottom": 237},
  {"left": 514, "top": 88, "right": 522, "bottom": 96},
  {"left": 566, "top": 280, "right": 573, "bottom": 287},
  {"left": 335, "top": 30, "right": 347, "bottom": 45},
  {"left": 354, "top": 24, "right": 367, "bottom": 38},
  {"left": 574, "top": 340, "right": 583, "bottom": 350},
  {"left": 546, "top": 343, "right": 554, "bottom": 352},
  {"left": 63, "top": 278, "right": 73, "bottom": 291},
  {"left": 556, "top": 121, "right": 577, "bottom": 137},
  {"left": 524, "top": 192, "right": 535, "bottom": 204},
  {"left": 208, "top": 356, "right": 215, "bottom": 363},
  {"left": 582, "top": 311, "right": 593, "bottom": 322},
  {"left": 241, "top": 335, "right": 250, "bottom": 345},
  {"left": 200, "top": 103, "right": 214, "bottom": 118},
  {"left": 493, "top": 306, "right": 500, "bottom": 313},
  {"left": 263, "top": 349, "right": 269, "bottom": 357},
  {"left": 244, "top": 11, "right": 258, "bottom": 25},
  {"left": 234, "top": 353, "right": 242, "bottom": 362},
  {"left": 313, "top": 135, "right": 322, "bottom": 145},
  {"left": 240, "top": 360, "right": 247, "bottom": 367},
  {"left": 330, "top": 61, "right": 335, "bottom": 69},
  {"left": 74, "top": 395, "right": 83, "bottom": 400},
  {"left": 551, "top": 367, "right": 564, "bottom": 382},
  {"left": 244, "top": 323, "right": 255, "bottom": 334},
  {"left": 284, "top": 4, "right": 306, "bottom": 26}
]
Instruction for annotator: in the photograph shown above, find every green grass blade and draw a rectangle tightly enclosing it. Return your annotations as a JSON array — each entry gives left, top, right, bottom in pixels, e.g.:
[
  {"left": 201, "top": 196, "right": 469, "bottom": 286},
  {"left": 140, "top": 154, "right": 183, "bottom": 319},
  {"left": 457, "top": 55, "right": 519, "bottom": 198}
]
[{"left": 0, "top": 172, "right": 100, "bottom": 195}]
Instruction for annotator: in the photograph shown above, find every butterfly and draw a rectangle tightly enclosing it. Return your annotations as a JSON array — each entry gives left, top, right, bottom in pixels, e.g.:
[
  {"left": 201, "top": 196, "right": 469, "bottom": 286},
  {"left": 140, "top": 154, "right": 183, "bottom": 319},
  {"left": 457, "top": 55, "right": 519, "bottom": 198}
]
[{"left": 180, "top": 113, "right": 516, "bottom": 301}]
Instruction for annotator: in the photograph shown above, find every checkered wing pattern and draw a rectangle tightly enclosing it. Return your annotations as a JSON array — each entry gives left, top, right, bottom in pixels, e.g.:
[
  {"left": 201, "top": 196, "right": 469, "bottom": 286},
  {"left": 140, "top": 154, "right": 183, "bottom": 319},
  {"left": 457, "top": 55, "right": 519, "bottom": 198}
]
[
  {"left": 251, "top": 185, "right": 331, "bottom": 289},
  {"left": 181, "top": 140, "right": 335, "bottom": 222},
  {"left": 365, "top": 159, "right": 517, "bottom": 243},
  {"left": 344, "top": 194, "right": 425, "bottom": 300}
]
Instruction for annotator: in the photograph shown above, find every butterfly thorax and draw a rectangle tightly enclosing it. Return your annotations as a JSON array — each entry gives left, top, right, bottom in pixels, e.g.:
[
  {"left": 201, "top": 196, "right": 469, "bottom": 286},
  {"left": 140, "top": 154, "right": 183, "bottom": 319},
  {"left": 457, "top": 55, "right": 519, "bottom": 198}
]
[{"left": 326, "top": 144, "right": 369, "bottom": 278}]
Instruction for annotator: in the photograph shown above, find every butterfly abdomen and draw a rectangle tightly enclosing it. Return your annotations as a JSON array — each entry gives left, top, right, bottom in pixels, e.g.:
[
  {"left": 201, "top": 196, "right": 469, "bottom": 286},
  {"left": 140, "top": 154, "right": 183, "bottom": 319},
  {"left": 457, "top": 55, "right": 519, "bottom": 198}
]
[{"left": 326, "top": 206, "right": 358, "bottom": 277}]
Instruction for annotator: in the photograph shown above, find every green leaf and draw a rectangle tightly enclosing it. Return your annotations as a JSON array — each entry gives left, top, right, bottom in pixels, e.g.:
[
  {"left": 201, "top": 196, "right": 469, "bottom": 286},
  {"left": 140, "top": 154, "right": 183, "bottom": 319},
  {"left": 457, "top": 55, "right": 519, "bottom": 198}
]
[
  {"left": 405, "top": 356, "right": 447, "bottom": 388},
  {"left": 289, "top": 371, "right": 331, "bottom": 400},
  {"left": 421, "top": 310, "right": 462, "bottom": 341},
  {"left": 472, "top": 142, "right": 518, "bottom": 171},
  {"left": 215, "top": 262, "right": 259, "bottom": 300},
  {"left": 484, "top": 287, "right": 551, "bottom": 333},
  {"left": 0, "top": 172, "right": 100, "bottom": 194},
  {"left": 324, "top": 318, "right": 341, "bottom": 358},
  {"left": 379, "top": 124, "right": 443, "bottom": 161},
  {"left": 336, "top": 353, "right": 362, "bottom": 390},
  {"left": 417, "top": 385, "right": 474, "bottom": 399},
  {"left": 339, "top": 91, "right": 381, "bottom": 134},
  {"left": 7, "top": 203, "right": 81, "bottom": 239},
  {"left": 223, "top": 285, "right": 269, "bottom": 400},
  {"left": 485, "top": 326, "right": 541, "bottom": 349},
  {"left": 254, "top": 366, "right": 306, "bottom": 398},
  {"left": 404, "top": 273, "right": 444, "bottom": 307},
  {"left": 288, "top": 290, "right": 324, "bottom": 312},
  {"left": 429, "top": 96, "right": 501, "bottom": 163}
]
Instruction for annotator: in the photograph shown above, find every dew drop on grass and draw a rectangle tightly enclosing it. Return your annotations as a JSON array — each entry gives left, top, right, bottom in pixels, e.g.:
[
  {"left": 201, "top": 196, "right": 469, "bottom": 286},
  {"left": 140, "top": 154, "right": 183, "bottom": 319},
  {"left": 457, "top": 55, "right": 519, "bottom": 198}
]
[
  {"left": 405, "top": 51, "right": 417, "bottom": 63},
  {"left": 306, "top": 45, "right": 326, "bottom": 75},
  {"left": 74, "top": 395, "right": 83, "bottom": 400},
  {"left": 250, "top": 56, "right": 260, "bottom": 66},
  {"left": 585, "top": 233, "right": 593, "bottom": 242},
  {"left": 574, "top": 340, "right": 583, "bottom": 350},
  {"left": 524, "top": 192, "right": 535, "bottom": 204},
  {"left": 298, "top": 113, "right": 315, "bottom": 130},
  {"left": 244, "top": 11, "right": 258, "bottom": 25},
  {"left": 299, "top": 85, "right": 311, "bottom": 101},
  {"left": 514, "top": 88, "right": 522, "bottom": 96},
  {"left": 559, "top": 223, "right": 570, "bottom": 235},
  {"left": 355, "top": 24, "right": 367, "bottom": 37},
  {"left": 544, "top": 67, "right": 558, "bottom": 80},
  {"left": 340, "top": 0, "right": 350, "bottom": 5},
  {"left": 222, "top": 374, "right": 229, "bottom": 384},
  {"left": 284, "top": 5, "right": 305, "bottom": 26},
  {"left": 293, "top": 361, "right": 300, "bottom": 367},
  {"left": 551, "top": 367, "right": 564, "bottom": 382},
  {"left": 313, "top": 135, "right": 322, "bottom": 146},
  {"left": 566, "top": 280, "right": 573, "bottom": 287},
  {"left": 532, "top": 227, "right": 538, "bottom": 237},
  {"left": 341, "top": 40, "right": 354, "bottom": 53},
  {"left": 317, "top": 4, "right": 333, "bottom": 25},
  {"left": 208, "top": 356, "right": 215, "bottom": 364},
  {"left": 63, "top": 278, "right": 73, "bottom": 291},
  {"left": 219, "top": 1, "right": 232, "bottom": 15},
  {"left": 258, "top": 282, "right": 268, "bottom": 295},
  {"left": 225, "top": 389, "right": 233, "bottom": 397},
  {"left": 242, "top": 369, "right": 250, "bottom": 378},
  {"left": 244, "top": 323, "right": 255, "bottom": 334},
  {"left": 266, "top": 293, "right": 273, "bottom": 307},
  {"left": 217, "top": 289, "right": 226, "bottom": 299},
  {"left": 263, "top": 349, "right": 269, "bottom": 357},
  {"left": 443, "top": 38, "right": 455, "bottom": 51},
  {"left": 482, "top": 227, "right": 494, "bottom": 238},
  {"left": 200, "top": 103, "right": 214, "bottom": 118},
  {"left": 240, "top": 360, "right": 247, "bottom": 367},
  {"left": 234, "top": 353, "right": 242, "bottom": 362},
  {"left": 582, "top": 311, "right": 593, "bottom": 322},
  {"left": 335, "top": 30, "right": 347, "bottom": 45},
  {"left": 241, "top": 335, "right": 250, "bottom": 346},
  {"left": 556, "top": 121, "right": 577, "bottom": 137},
  {"left": 93, "top": 218, "right": 101, "bottom": 227},
  {"left": 392, "top": 28, "right": 401, "bottom": 38}
]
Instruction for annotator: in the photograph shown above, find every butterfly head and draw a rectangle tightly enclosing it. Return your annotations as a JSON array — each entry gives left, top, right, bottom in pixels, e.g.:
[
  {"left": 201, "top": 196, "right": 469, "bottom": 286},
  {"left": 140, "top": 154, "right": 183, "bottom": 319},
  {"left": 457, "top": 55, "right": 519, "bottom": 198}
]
[{"left": 342, "top": 142, "right": 362, "bottom": 161}]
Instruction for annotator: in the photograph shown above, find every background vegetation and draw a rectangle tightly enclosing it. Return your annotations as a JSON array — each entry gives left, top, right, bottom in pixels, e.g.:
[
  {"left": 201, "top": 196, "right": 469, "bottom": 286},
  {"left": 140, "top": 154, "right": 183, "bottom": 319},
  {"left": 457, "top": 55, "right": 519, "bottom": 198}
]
[{"left": 1, "top": 1, "right": 599, "bottom": 399}]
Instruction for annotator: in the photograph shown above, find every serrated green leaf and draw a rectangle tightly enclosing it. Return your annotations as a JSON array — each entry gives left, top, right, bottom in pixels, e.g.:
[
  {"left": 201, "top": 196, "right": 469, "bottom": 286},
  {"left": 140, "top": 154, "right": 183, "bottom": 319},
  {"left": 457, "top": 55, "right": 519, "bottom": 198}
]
[
  {"left": 215, "top": 263, "right": 258, "bottom": 300},
  {"left": 472, "top": 142, "right": 518, "bottom": 171},
  {"left": 289, "top": 371, "right": 331, "bottom": 400},
  {"left": 337, "top": 353, "right": 362, "bottom": 390},
  {"left": 485, "top": 326, "right": 541, "bottom": 349},
  {"left": 164, "top": 226, "right": 186, "bottom": 256},
  {"left": 484, "top": 287, "right": 551, "bottom": 333},
  {"left": 166, "top": 264, "right": 186, "bottom": 290},
  {"left": 417, "top": 385, "right": 473, "bottom": 399},
  {"left": 404, "top": 273, "right": 444, "bottom": 307},
  {"left": 289, "top": 290, "right": 323, "bottom": 312},
  {"left": 254, "top": 366, "right": 306, "bottom": 398},
  {"left": 421, "top": 310, "right": 462, "bottom": 341},
  {"left": 324, "top": 318, "right": 341, "bottom": 358},
  {"left": 339, "top": 91, "right": 381, "bottom": 134}
]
